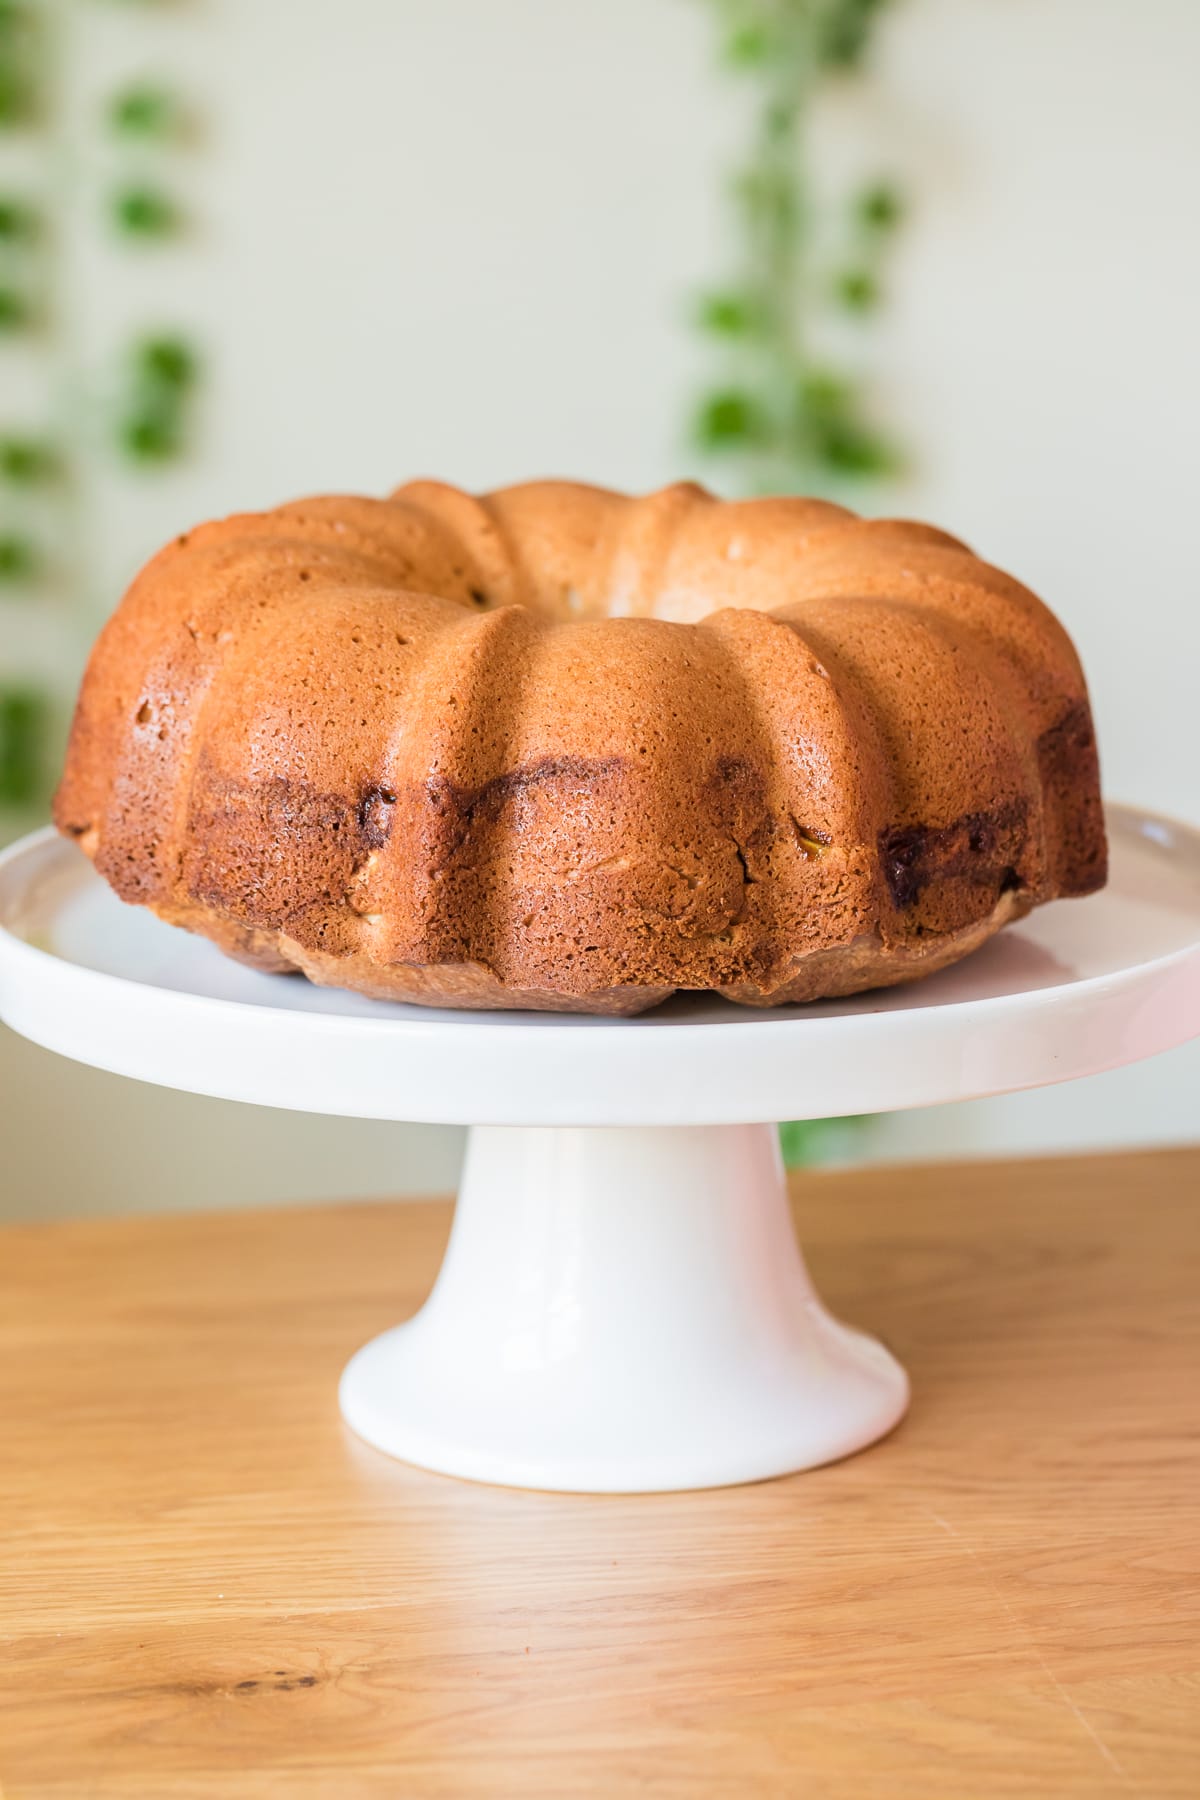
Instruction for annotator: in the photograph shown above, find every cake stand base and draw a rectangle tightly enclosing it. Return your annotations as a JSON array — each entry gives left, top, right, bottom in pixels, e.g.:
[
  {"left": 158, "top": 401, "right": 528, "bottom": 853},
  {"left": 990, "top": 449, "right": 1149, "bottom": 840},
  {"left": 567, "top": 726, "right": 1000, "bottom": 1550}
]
[{"left": 339, "top": 1123, "right": 908, "bottom": 1492}]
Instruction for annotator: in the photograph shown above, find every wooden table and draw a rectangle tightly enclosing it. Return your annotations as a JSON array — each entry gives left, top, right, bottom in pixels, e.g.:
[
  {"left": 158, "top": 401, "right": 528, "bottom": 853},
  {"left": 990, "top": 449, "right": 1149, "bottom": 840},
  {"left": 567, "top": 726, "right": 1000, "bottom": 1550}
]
[{"left": 2, "top": 1149, "right": 1198, "bottom": 1798}]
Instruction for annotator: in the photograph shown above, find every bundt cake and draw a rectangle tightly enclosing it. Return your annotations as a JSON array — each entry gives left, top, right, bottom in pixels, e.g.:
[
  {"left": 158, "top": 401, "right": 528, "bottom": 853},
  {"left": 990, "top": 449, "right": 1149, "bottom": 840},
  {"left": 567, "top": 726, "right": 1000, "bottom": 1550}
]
[{"left": 54, "top": 479, "right": 1106, "bottom": 1015}]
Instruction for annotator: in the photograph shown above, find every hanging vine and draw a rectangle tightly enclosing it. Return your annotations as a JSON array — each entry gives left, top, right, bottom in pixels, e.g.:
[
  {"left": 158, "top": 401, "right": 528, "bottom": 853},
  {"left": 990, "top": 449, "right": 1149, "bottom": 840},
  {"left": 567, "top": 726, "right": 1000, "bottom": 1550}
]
[
  {"left": 0, "top": 0, "right": 204, "bottom": 821},
  {"left": 691, "top": 0, "right": 906, "bottom": 497}
]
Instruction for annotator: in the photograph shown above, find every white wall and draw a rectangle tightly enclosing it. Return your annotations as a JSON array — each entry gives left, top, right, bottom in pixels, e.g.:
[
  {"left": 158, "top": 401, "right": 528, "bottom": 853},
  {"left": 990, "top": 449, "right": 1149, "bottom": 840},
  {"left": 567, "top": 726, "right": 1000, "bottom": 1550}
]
[{"left": 2, "top": 0, "right": 1197, "bottom": 1219}]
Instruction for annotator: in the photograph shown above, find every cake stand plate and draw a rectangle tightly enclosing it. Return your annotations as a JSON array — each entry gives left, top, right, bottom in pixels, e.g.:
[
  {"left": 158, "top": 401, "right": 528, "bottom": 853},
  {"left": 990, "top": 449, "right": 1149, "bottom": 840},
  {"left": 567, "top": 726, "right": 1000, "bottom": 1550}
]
[{"left": 2, "top": 802, "right": 1198, "bottom": 1492}]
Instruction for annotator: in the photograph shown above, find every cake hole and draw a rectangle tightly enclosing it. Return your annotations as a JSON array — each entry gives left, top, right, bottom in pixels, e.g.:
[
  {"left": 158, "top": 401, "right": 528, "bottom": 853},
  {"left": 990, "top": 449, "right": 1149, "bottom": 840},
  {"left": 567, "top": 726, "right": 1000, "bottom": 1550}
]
[
  {"left": 790, "top": 818, "right": 831, "bottom": 859},
  {"left": 396, "top": 633, "right": 409, "bottom": 647},
  {"left": 299, "top": 569, "right": 311, "bottom": 582},
  {"left": 135, "top": 700, "right": 152, "bottom": 725},
  {"left": 469, "top": 587, "right": 489, "bottom": 608}
]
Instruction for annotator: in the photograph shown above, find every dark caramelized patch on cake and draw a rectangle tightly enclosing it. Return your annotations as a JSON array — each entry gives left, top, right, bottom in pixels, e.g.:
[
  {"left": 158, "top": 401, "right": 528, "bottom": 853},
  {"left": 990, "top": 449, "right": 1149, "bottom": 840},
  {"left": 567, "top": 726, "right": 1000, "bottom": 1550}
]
[
  {"left": 183, "top": 760, "right": 371, "bottom": 926},
  {"left": 707, "top": 755, "right": 767, "bottom": 806},
  {"left": 416, "top": 755, "right": 628, "bottom": 859},
  {"left": 705, "top": 756, "right": 770, "bottom": 843},
  {"left": 1036, "top": 699, "right": 1095, "bottom": 771},
  {"left": 880, "top": 801, "right": 1029, "bottom": 911},
  {"left": 1036, "top": 700, "right": 1107, "bottom": 896},
  {"left": 358, "top": 784, "right": 397, "bottom": 849},
  {"left": 468, "top": 754, "right": 626, "bottom": 813}
]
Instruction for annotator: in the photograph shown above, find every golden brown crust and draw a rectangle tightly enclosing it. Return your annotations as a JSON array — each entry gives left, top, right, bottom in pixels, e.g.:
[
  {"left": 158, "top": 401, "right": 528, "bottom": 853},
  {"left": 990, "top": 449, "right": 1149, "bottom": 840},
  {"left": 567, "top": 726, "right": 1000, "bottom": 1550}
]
[{"left": 54, "top": 480, "right": 1107, "bottom": 1015}]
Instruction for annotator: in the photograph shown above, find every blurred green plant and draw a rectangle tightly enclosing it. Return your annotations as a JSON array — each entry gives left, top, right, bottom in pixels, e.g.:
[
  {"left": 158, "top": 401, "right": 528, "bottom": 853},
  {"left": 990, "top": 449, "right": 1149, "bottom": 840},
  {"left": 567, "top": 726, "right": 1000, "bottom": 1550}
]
[
  {"left": 104, "top": 51, "right": 197, "bottom": 454},
  {"left": 691, "top": 0, "right": 906, "bottom": 497},
  {"left": 0, "top": 5, "right": 205, "bottom": 833}
]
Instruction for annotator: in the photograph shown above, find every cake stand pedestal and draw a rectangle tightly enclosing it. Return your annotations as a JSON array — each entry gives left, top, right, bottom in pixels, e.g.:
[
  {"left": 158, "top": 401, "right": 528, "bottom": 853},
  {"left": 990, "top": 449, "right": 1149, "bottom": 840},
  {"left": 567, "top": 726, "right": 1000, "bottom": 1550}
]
[
  {"left": 341, "top": 1122, "right": 905, "bottom": 1490},
  {"left": 2, "top": 803, "right": 1198, "bottom": 1492}
]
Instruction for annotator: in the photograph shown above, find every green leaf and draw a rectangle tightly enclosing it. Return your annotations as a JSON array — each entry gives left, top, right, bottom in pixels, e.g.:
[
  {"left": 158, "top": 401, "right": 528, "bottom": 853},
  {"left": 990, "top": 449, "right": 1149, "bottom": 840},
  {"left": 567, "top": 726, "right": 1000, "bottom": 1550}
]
[
  {"left": 0, "top": 435, "right": 58, "bottom": 484},
  {"left": 0, "top": 193, "right": 37, "bottom": 239},
  {"left": 792, "top": 369, "right": 901, "bottom": 477},
  {"left": 835, "top": 267, "right": 880, "bottom": 312},
  {"left": 799, "top": 369, "right": 854, "bottom": 419},
  {"left": 111, "top": 184, "right": 180, "bottom": 239},
  {"left": 695, "top": 290, "right": 760, "bottom": 337},
  {"left": 723, "top": 23, "right": 770, "bottom": 68},
  {"left": 0, "top": 2, "right": 38, "bottom": 129},
  {"left": 118, "top": 334, "right": 200, "bottom": 463},
  {"left": 0, "top": 61, "right": 36, "bottom": 129},
  {"left": 108, "top": 83, "right": 182, "bottom": 139},
  {"left": 817, "top": 0, "right": 890, "bottom": 70},
  {"left": 693, "top": 389, "right": 770, "bottom": 450},
  {"left": 0, "top": 284, "right": 31, "bottom": 331},
  {"left": 0, "top": 682, "right": 47, "bottom": 808},
  {"left": 733, "top": 166, "right": 796, "bottom": 232},
  {"left": 119, "top": 406, "right": 182, "bottom": 463},
  {"left": 857, "top": 179, "right": 903, "bottom": 232},
  {"left": 0, "top": 530, "right": 39, "bottom": 581},
  {"left": 135, "top": 334, "right": 198, "bottom": 388},
  {"left": 815, "top": 417, "right": 898, "bottom": 477}
]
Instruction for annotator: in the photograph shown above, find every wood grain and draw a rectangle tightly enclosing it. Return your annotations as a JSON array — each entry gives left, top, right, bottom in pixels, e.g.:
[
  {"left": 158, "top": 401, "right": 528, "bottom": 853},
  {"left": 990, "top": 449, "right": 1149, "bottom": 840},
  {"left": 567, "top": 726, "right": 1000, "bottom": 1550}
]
[{"left": 1, "top": 1148, "right": 1198, "bottom": 1797}]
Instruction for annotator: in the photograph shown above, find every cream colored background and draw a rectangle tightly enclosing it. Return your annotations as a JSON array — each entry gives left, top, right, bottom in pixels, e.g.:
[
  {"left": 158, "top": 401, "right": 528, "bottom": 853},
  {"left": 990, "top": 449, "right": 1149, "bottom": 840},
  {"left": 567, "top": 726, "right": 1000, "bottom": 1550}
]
[{"left": 2, "top": 0, "right": 1197, "bottom": 1219}]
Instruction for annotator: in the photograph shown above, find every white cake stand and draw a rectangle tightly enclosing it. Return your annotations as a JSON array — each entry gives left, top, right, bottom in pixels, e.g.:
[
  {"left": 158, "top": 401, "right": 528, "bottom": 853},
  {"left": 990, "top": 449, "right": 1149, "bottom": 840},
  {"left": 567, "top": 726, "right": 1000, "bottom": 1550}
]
[{"left": 2, "top": 802, "right": 1199, "bottom": 1492}]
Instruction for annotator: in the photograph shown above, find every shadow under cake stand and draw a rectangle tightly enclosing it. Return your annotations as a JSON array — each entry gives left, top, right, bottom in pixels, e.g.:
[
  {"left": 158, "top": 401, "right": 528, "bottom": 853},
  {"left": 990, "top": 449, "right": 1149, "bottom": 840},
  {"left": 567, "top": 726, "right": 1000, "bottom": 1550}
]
[{"left": 1, "top": 802, "right": 1198, "bottom": 1493}]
